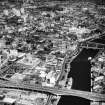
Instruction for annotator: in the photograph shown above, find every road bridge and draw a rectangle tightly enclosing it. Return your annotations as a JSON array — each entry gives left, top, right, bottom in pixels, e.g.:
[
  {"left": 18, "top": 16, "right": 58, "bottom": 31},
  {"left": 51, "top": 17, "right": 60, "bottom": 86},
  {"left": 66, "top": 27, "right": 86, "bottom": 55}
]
[
  {"left": 0, "top": 80, "right": 104, "bottom": 102},
  {"left": 79, "top": 42, "right": 105, "bottom": 50}
]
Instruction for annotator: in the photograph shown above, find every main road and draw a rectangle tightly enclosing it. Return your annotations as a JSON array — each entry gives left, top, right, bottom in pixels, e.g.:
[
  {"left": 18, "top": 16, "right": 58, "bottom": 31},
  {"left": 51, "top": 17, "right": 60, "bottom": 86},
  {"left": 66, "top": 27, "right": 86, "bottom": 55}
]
[{"left": 0, "top": 80, "right": 104, "bottom": 102}]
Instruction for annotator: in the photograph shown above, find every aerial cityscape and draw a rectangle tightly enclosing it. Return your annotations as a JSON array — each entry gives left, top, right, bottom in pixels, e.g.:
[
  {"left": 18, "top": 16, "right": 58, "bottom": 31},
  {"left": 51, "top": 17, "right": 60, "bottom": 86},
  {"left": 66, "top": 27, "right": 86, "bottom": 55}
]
[{"left": 0, "top": 0, "right": 105, "bottom": 105}]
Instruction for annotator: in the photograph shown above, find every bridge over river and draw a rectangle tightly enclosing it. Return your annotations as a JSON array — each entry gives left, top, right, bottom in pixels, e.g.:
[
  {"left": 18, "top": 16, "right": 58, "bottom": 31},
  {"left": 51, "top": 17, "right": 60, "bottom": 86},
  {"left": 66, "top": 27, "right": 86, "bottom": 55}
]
[{"left": 0, "top": 80, "right": 104, "bottom": 102}]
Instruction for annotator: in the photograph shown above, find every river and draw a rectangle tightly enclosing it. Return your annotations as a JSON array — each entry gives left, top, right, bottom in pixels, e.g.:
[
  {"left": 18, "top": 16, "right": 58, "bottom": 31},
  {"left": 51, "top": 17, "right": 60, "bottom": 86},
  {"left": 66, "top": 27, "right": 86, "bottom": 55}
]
[{"left": 58, "top": 48, "right": 99, "bottom": 105}]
